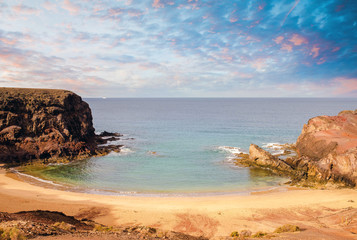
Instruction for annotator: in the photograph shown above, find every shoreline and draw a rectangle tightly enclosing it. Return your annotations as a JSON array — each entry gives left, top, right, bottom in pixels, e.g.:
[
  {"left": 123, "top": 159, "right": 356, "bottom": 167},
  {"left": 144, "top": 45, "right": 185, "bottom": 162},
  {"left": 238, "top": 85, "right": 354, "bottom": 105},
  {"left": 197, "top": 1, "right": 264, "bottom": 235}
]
[
  {"left": 1, "top": 167, "right": 357, "bottom": 239},
  {"left": 9, "top": 166, "right": 292, "bottom": 197}
]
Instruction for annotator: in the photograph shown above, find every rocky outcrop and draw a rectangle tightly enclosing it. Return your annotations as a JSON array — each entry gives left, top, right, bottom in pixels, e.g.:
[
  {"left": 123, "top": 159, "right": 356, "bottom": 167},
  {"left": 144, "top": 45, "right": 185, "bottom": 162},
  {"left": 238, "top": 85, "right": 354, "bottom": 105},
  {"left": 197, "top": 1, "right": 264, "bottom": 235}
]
[
  {"left": 248, "top": 144, "right": 294, "bottom": 172},
  {"left": 0, "top": 210, "right": 207, "bottom": 240},
  {"left": 296, "top": 110, "right": 357, "bottom": 187},
  {"left": 236, "top": 110, "right": 357, "bottom": 188},
  {"left": 0, "top": 88, "right": 120, "bottom": 164}
]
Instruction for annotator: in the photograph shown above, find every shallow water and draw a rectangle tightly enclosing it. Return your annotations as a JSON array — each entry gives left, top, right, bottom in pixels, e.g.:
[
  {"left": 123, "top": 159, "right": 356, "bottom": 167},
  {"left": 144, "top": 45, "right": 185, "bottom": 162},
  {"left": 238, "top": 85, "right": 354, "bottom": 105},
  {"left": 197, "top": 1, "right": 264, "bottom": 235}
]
[{"left": 23, "top": 98, "right": 356, "bottom": 195}]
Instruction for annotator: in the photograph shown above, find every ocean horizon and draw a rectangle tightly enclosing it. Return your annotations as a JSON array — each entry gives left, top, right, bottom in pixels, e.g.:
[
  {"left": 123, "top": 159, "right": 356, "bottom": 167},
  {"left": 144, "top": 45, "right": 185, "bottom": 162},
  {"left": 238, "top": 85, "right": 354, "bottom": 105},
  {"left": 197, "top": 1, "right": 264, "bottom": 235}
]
[{"left": 22, "top": 98, "right": 357, "bottom": 195}]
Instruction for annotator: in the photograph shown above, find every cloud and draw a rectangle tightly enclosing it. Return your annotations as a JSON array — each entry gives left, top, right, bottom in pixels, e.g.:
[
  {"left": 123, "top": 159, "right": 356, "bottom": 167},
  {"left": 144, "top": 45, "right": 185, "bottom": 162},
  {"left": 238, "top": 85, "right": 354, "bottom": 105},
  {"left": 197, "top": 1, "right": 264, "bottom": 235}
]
[
  {"left": 289, "top": 34, "right": 308, "bottom": 46},
  {"left": 0, "top": 0, "right": 356, "bottom": 97},
  {"left": 43, "top": 1, "right": 57, "bottom": 11},
  {"left": 274, "top": 36, "right": 284, "bottom": 44},
  {"left": 251, "top": 58, "right": 268, "bottom": 72},
  {"left": 62, "top": 0, "right": 80, "bottom": 14},
  {"left": 332, "top": 47, "right": 340, "bottom": 52},
  {"left": 332, "top": 77, "right": 357, "bottom": 95},
  {"left": 229, "top": 10, "right": 239, "bottom": 23},
  {"left": 310, "top": 45, "right": 320, "bottom": 58},
  {"left": 281, "top": 0, "right": 300, "bottom": 26},
  {"left": 0, "top": 37, "right": 17, "bottom": 45},
  {"left": 281, "top": 43, "right": 292, "bottom": 52},
  {"left": 152, "top": 0, "right": 164, "bottom": 9},
  {"left": 12, "top": 4, "right": 39, "bottom": 15}
]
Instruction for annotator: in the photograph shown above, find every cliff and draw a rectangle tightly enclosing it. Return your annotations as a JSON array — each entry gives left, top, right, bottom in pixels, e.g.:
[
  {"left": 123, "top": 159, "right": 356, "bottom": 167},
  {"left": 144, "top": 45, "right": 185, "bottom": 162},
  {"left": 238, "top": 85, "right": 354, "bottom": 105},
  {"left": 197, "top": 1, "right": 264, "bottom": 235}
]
[
  {"left": 0, "top": 88, "right": 118, "bottom": 164},
  {"left": 236, "top": 109, "right": 357, "bottom": 188},
  {"left": 296, "top": 109, "right": 357, "bottom": 186}
]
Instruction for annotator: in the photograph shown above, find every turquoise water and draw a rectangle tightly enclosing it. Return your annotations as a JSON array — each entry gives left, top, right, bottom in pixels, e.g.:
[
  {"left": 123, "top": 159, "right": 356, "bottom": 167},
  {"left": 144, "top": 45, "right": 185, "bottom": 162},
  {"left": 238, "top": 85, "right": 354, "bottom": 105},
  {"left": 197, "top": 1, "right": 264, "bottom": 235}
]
[{"left": 29, "top": 98, "right": 356, "bottom": 195}]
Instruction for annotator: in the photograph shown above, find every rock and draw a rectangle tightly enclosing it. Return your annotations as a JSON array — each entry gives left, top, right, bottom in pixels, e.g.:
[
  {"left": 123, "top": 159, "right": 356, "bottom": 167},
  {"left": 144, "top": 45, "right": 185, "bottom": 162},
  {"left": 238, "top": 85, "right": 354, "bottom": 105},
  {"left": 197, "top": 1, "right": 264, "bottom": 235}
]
[
  {"left": 0, "top": 88, "right": 121, "bottom": 164},
  {"left": 98, "top": 131, "right": 122, "bottom": 137},
  {"left": 238, "top": 110, "right": 357, "bottom": 188},
  {"left": 296, "top": 110, "right": 357, "bottom": 187},
  {"left": 249, "top": 144, "right": 293, "bottom": 172}
]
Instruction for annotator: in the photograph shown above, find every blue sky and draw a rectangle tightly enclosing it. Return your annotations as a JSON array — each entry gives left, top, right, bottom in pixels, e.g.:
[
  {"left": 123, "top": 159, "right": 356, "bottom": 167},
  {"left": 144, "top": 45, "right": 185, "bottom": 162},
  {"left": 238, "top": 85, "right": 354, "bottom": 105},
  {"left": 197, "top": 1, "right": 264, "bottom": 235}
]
[{"left": 0, "top": 0, "right": 356, "bottom": 97}]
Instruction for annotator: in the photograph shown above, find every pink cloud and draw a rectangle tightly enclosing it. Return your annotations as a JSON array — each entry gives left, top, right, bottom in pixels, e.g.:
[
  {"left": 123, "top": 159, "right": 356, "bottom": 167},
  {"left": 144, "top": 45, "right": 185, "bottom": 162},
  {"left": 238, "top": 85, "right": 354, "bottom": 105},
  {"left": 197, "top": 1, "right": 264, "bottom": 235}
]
[
  {"left": 128, "top": 9, "right": 143, "bottom": 17},
  {"left": 0, "top": 38, "right": 17, "bottom": 45},
  {"left": 229, "top": 10, "right": 238, "bottom": 23},
  {"left": 332, "top": 47, "right": 341, "bottom": 52},
  {"left": 108, "top": 8, "right": 122, "bottom": 18},
  {"left": 62, "top": 0, "right": 80, "bottom": 14},
  {"left": 289, "top": 34, "right": 308, "bottom": 46},
  {"left": 274, "top": 36, "right": 284, "bottom": 44},
  {"left": 278, "top": 83, "right": 298, "bottom": 91},
  {"left": 332, "top": 77, "right": 357, "bottom": 95},
  {"left": 258, "top": 2, "right": 266, "bottom": 11},
  {"left": 43, "top": 1, "right": 56, "bottom": 11},
  {"left": 220, "top": 54, "right": 233, "bottom": 62},
  {"left": 317, "top": 57, "right": 326, "bottom": 65},
  {"left": 281, "top": 43, "right": 292, "bottom": 52},
  {"left": 277, "top": 77, "right": 357, "bottom": 97},
  {"left": 0, "top": 52, "right": 26, "bottom": 68},
  {"left": 233, "top": 72, "right": 253, "bottom": 79},
  {"left": 281, "top": 0, "right": 300, "bottom": 26},
  {"left": 230, "top": 16, "right": 238, "bottom": 23},
  {"left": 251, "top": 58, "right": 267, "bottom": 72},
  {"left": 310, "top": 45, "right": 320, "bottom": 58},
  {"left": 152, "top": 0, "right": 164, "bottom": 8},
  {"left": 12, "top": 4, "right": 39, "bottom": 15}
]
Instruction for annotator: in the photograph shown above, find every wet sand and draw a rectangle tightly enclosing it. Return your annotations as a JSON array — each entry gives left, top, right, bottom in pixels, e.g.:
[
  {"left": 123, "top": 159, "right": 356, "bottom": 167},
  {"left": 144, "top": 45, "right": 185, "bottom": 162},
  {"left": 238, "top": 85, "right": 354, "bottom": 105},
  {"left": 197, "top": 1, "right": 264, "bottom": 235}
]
[{"left": 1, "top": 168, "right": 357, "bottom": 239}]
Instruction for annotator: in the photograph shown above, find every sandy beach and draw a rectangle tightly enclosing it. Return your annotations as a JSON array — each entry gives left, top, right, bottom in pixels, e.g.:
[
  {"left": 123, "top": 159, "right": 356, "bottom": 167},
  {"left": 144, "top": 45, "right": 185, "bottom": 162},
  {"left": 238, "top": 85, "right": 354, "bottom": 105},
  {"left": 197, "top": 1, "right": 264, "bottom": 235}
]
[{"left": 0, "top": 168, "right": 356, "bottom": 239}]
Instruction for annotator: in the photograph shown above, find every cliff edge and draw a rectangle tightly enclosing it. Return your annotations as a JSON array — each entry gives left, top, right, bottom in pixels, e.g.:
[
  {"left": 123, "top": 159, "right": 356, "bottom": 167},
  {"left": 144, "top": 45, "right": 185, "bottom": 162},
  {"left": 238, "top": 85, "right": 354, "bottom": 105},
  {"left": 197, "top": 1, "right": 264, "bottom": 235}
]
[{"left": 0, "top": 88, "right": 116, "bottom": 164}]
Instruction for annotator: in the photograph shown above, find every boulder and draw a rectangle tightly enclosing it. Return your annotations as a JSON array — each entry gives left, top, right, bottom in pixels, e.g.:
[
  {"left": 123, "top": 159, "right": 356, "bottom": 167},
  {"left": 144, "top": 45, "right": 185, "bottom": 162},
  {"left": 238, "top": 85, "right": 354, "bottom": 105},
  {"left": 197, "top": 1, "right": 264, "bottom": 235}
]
[
  {"left": 249, "top": 144, "right": 293, "bottom": 172},
  {"left": 296, "top": 110, "right": 357, "bottom": 186}
]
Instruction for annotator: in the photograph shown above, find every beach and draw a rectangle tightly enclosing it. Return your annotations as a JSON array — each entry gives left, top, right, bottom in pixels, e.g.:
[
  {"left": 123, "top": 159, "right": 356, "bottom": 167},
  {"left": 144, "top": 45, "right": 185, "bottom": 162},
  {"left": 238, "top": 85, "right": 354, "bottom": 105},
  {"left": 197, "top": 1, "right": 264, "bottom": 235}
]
[{"left": 1, "top": 168, "right": 357, "bottom": 239}]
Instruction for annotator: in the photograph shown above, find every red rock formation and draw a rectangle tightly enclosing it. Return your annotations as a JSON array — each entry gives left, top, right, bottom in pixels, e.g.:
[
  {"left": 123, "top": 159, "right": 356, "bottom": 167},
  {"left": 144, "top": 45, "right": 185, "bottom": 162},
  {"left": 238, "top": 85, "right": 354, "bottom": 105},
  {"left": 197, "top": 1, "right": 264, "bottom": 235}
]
[
  {"left": 296, "top": 110, "right": 357, "bottom": 186},
  {"left": 237, "top": 110, "right": 357, "bottom": 187},
  {"left": 0, "top": 88, "right": 97, "bottom": 164}
]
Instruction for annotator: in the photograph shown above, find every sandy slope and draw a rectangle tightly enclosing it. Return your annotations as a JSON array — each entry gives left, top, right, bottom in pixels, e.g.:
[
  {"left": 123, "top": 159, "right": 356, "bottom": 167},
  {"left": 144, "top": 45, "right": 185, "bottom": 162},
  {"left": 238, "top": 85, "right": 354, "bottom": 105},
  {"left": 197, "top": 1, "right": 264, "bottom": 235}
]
[{"left": 1, "top": 168, "right": 357, "bottom": 239}]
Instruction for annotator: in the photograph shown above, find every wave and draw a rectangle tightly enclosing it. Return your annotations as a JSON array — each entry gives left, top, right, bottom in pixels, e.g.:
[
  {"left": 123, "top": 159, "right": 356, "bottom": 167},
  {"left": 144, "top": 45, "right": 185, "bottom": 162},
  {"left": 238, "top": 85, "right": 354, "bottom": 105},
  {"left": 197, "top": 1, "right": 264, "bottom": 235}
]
[
  {"left": 119, "top": 147, "right": 134, "bottom": 155},
  {"left": 262, "top": 142, "right": 285, "bottom": 155},
  {"left": 106, "top": 146, "right": 134, "bottom": 156},
  {"left": 12, "top": 169, "right": 63, "bottom": 187},
  {"left": 217, "top": 146, "right": 247, "bottom": 163}
]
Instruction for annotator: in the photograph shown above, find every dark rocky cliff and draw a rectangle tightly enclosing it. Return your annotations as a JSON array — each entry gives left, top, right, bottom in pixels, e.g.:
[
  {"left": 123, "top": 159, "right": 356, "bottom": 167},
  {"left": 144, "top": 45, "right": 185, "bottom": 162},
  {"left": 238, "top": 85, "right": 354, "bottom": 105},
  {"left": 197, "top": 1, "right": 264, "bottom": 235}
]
[{"left": 0, "top": 88, "right": 98, "bottom": 164}]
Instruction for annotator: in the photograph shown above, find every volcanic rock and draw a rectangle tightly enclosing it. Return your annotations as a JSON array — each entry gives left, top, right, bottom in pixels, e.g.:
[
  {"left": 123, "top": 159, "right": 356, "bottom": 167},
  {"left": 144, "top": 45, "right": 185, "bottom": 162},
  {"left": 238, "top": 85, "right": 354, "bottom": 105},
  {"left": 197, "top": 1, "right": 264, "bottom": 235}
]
[
  {"left": 296, "top": 109, "right": 357, "bottom": 186},
  {"left": 237, "top": 110, "right": 357, "bottom": 187},
  {"left": 0, "top": 88, "right": 120, "bottom": 164}
]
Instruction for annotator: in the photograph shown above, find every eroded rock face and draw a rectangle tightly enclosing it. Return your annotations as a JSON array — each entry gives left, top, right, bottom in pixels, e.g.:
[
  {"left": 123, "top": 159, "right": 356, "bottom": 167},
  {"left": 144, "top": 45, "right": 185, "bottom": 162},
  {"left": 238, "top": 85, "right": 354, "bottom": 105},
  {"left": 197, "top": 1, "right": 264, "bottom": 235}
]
[
  {"left": 296, "top": 110, "right": 357, "bottom": 186},
  {"left": 235, "top": 110, "right": 357, "bottom": 187},
  {"left": 0, "top": 88, "right": 96, "bottom": 164},
  {"left": 249, "top": 144, "right": 293, "bottom": 172}
]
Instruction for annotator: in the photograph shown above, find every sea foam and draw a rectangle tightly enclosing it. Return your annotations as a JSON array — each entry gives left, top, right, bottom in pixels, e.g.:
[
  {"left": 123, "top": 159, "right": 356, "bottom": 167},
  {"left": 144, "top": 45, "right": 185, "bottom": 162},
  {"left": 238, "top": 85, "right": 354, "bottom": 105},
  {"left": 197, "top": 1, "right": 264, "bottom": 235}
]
[
  {"left": 262, "top": 142, "right": 285, "bottom": 155},
  {"left": 217, "top": 146, "right": 246, "bottom": 162}
]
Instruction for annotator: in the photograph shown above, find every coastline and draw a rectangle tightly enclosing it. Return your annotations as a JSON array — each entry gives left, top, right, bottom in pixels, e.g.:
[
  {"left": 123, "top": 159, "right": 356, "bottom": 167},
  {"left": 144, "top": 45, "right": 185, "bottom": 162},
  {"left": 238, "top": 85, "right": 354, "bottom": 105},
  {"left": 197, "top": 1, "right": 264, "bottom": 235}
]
[
  {"left": 10, "top": 166, "right": 291, "bottom": 197},
  {"left": 1, "top": 167, "right": 357, "bottom": 239}
]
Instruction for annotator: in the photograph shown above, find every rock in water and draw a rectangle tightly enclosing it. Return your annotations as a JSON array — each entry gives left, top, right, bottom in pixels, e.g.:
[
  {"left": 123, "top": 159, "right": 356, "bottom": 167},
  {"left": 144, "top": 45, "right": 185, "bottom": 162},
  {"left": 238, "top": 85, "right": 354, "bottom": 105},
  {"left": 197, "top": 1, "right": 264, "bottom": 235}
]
[
  {"left": 249, "top": 144, "right": 294, "bottom": 172},
  {"left": 0, "top": 87, "right": 96, "bottom": 164},
  {"left": 237, "top": 110, "right": 357, "bottom": 188},
  {"left": 296, "top": 110, "right": 357, "bottom": 187}
]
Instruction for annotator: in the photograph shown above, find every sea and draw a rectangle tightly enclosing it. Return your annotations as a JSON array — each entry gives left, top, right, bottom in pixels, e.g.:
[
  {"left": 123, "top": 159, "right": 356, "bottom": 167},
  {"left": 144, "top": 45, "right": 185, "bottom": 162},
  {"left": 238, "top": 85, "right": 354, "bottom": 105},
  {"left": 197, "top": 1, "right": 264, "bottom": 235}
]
[{"left": 21, "top": 98, "right": 356, "bottom": 196}]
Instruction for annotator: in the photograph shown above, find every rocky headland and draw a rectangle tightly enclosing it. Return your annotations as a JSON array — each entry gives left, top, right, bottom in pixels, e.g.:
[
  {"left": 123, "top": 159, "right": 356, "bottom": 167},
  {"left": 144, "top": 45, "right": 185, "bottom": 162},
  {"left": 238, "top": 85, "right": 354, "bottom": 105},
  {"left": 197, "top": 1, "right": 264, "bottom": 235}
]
[
  {"left": 0, "top": 88, "right": 121, "bottom": 165},
  {"left": 236, "top": 109, "right": 357, "bottom": 188}
]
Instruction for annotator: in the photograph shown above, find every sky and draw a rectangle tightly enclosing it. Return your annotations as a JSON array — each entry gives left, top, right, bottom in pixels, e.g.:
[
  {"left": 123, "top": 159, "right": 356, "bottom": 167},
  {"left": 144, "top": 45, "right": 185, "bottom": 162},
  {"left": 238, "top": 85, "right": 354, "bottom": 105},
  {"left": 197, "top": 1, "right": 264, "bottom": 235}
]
[{"left": 0, "top": 0, "right": 356, "bottom": 97}]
